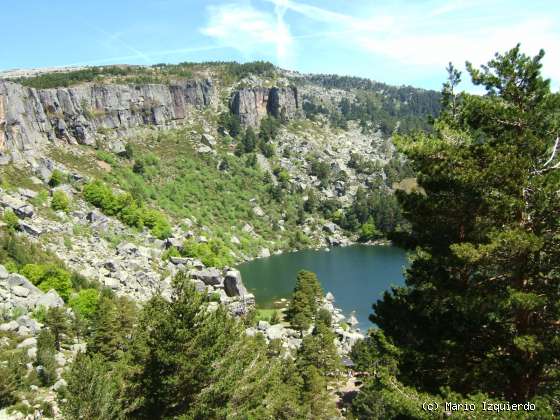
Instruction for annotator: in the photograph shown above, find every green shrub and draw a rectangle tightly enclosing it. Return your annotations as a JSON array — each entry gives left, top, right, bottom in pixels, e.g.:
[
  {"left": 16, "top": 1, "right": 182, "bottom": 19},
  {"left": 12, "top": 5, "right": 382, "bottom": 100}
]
[
  {"left": 95, "top": 150, "right": 117, "bottom": 165},
  {"left": 37, "top": 266, "right": 72, "bottom": 301},
  {"left": 3, "top": 209, "right": 19, "bottom": 231},
  {"left": 51, "top": 190, "right": 70, "bottom": 212},
  {"left": 48, "top": 169, "right": 65, "bottom": 187},
  {"left": 83, "top": 181, "right": 171, "bottom": 238},
  {"left": 20, "top": 264, "right": 46, "bottom": 285},
  {"left": 359, "top": 222, "right": 381, "bottom": 242},
  {"left": 0, "top": 364, "right": 17, "bottom": 409},
  {"left": 69, "top": 289, "right": 100, "bottom": 320}
]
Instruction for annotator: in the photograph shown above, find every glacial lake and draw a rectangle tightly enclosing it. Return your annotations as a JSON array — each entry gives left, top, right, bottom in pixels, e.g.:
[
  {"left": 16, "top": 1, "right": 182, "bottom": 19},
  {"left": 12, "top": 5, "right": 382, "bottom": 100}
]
[{"left": 237, "top": 245, "right": 408, "bottom": 331}]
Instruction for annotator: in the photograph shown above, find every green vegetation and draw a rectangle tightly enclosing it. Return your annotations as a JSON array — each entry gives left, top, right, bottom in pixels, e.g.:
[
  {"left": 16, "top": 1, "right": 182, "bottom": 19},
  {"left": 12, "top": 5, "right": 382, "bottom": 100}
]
[
  {"left": 181, "top": 238, "right": 234, "bottom": 268},
  {"left": 341, "top": 187, "right": 407, "bottom": 239},
  {"left": 81, "top": 129, "right": 320, "bottom": 258},
  {"left": 285, "top": 270, "right": 324, "bottom": 331},
  {"left": 48, "top": 169, "right": 65, "bottom": 187},
  {"left": 303, "top": 74, "right": 441, "bottom": 135},
  {"left": 16, "top": 61, "right": 277, "bottom": 89},
  {"left": 68, "top": 288, "right": 100, "bottom": 320},
  {"left": 354, "top": 46, "right": 560, "bottom": 416},
  {"left": 83, "top": 180, "right": 171, "bottom": 239},
  {"left": 2, "top": 209, "right": 19, "bottom": 231},
  {"left": 60, "top": 272, "right": 340, "bottom": 418},
  {"left": 51, "top": 190, "right": 70, "bottom": 212}
]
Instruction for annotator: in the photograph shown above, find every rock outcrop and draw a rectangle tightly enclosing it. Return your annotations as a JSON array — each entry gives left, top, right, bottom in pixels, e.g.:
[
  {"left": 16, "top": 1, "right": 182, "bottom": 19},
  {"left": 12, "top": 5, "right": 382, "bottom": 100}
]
[
  {"left": 230, "top": 86, "right": 299, "bottom": 128},
  {"left": 0, "top": 79, "right": 216, "bottom": 161}
]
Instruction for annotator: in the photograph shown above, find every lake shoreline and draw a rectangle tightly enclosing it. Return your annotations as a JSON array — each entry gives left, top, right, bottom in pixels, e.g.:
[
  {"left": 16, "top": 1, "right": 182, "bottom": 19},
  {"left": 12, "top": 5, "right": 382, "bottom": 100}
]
[{"left": 237, "top": 244, "right": 407, "bottom": 331}]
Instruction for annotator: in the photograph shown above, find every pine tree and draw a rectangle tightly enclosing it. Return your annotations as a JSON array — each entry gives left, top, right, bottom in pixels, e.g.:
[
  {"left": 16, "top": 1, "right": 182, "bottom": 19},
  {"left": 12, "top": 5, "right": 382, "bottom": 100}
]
[
  {"left": 286, "top": 271, "right": 324, "bottom": 332},
  {"left": 373, "top": 45, "right": 560, "bottom": 403},
  {"left": 36, "top": 329, "right": 57, "bottom": 386},
  {"left": 59, "top": 353, "right": 122, "bottom": 419},
  {"left": 0, "top": 365, "right": 17, "bottom": 409},
  {"left": 88, "top": 296, "right": 121, "bottom": 360},
  {"left": 44, "top": 306, "right": 70, "bottom": 351}
]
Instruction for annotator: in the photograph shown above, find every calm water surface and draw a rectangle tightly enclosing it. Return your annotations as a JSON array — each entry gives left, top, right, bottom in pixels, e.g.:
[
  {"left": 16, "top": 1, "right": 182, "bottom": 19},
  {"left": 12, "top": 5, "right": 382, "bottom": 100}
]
[{"left": 237, "top": 245, "right": 408, "bottom": 331}]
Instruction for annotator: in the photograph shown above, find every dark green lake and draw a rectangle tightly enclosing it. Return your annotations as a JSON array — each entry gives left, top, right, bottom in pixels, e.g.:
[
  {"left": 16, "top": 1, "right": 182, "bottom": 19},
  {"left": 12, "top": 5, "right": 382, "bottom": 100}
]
[{"left": 237, "top": 245, "right": 408, "bottom": 331}]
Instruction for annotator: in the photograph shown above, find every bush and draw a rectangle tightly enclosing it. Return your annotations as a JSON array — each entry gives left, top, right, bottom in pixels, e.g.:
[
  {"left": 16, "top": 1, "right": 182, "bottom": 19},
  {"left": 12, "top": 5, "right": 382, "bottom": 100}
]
[
  {"left": 0, "top": 365, "right": 17, "bottom": 409},
  {"left": 48, "top": 170, "right": 65, "bottom": 187},
  {"left": 20, "top": 264, "right": 46, "bottom": 285},
  {"left": 37, "top": 266, "right": 73, "bottom": 301},
  {"left": 359, "top": 222, "right": 381, "bottom": 242},
  {"left": 3, "top": 209, "right": 19, "bottom": 231},
  {"left": 51, "top": 191, "right": 70, "bottom": 212},
  {"left": 83, "top": 181, "right": 171, "bottom": 239},
  {"left": 69, "top": 289, "right": 100, "bottom": 320}
]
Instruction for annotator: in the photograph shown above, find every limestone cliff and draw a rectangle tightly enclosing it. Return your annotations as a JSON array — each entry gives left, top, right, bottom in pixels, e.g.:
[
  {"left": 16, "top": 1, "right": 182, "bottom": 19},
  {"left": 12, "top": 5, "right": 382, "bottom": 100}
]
[{"left": 0, "top": 79, "right": 215, "bottom": 161}]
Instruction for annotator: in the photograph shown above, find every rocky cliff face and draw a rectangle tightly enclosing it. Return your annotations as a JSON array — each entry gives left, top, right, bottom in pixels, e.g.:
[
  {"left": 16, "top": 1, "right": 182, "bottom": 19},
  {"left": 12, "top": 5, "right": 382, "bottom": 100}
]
[
  {"left": 0, "top": 79, "right": 216, "bottom": 161},
  {"left": 230, "top": 86, "right": 299, "bottom": 128}
]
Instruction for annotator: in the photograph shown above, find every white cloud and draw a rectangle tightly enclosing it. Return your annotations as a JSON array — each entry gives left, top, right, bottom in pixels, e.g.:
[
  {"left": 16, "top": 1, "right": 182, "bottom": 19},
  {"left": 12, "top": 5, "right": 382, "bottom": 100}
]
[
  {"left": 200, "top": 3, "right": 294, "bottom": 66},
  {"left": 264, "top": 0, "right": 560, "bottom": 84}
]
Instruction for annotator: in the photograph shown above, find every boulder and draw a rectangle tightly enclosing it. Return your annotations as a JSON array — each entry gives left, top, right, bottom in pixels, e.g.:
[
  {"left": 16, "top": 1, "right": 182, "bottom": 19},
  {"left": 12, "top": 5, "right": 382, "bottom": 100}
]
[
  {"left": 55, "top": 352, "right": 67, "bottom": 367},
  {"left": 18, "top": 221, "right": 43, "bottom": 236},
  {"left": 258, "top": 248, "right": 271, "bottom": 258},
  {"left": 223, "top": 269, "right": 248, "bottom": 297},
  {"left": 0, "top": 195, "right": 33, "bottom": 217},
  {"left": 8, "top": 274, "right": 41, "bottom": 294},
  {"left": 0, "top": 265, "right": 8, "bottom": 279},
  {"left": 252, "top": 206, "right": 265, "bottom": 217},
  {"left": 35, "top": 290, "right": 64, "bottom": 308},
  {"left": 191, "top": 268, "right": 222, "bottom": 286},
  {"left": 164, "top": 237, "right": 184, "bottom": 250},
  {"left": 201, "top": 133, "right": 216, "bottom": 147},
  {"left": 53, "top": 378, "right": 67, "bottom": 391},
  {"left": 266, "top": 324, "right": 286, "bottom": 340},
  {"left": 27, "top": 347, "right": 37, "bottom": 359},
  {"left": 257, "top": 320, "right": 270, "bottom": 331},
  {"left": 117, "top": 242, "right": 139, "bottom": 256},
  {"left": 323, "top": 222, "right": 338, "bottom": 234},
  {"left": 11, "top": 285, "right": 30, "bottom": 298},
  {"left": 104, "top": 260, "right": 118, "bottom": 272},
  {"left": 16, "top": 315, "right": 41, "bottom": 334},
  {"left": 190, "top": 279, "right": 207, "bottom": 293},
  {"left": 17, "top": 337, "right": 37, "bottom": 348},
  {"left": 169, "top": 256, "right": 190, "bottom": 265},
  {"left": 0, "top": 321, "right": 19, "bottom": 332},
  {"left": 17, "top": 188, "right": 38, "bottom": 199}
]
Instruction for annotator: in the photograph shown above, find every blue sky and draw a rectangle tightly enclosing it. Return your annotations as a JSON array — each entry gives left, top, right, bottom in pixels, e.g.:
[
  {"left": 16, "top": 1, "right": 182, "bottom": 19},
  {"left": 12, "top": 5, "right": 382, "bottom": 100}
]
[{"left": 2, "top": 0, "right": 559, "bottom": 90}]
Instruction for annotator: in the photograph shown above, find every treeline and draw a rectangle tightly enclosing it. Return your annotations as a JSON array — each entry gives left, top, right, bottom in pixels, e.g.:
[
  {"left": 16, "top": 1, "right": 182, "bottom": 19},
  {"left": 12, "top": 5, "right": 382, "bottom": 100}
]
[
  {"left": 15, "top": 60, "right": 277, "bottom": 89},
  {"left": 302, "top": 74, "right": 441, "bottom": 135}
]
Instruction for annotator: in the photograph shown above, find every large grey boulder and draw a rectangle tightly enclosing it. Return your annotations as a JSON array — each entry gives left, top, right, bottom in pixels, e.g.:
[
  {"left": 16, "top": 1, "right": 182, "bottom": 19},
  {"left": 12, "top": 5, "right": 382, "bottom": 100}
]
[
  {"left": 223, "top": 269, "right": 248, "bottom": 297},
  {"left": 0, "top": 195, "right": 34, "bottom": 218},
  {"left": 18, "top": 220, "right": 43, "bottom": 236},
  {"left": 8, "top": 273, "right": 41, "bottom": 295},
  {"left": 0, "top": 321, "right": 19, "bottom": 332},
  {"left": 35, "top": 290, "right": 64, "bottom": 308},
  {"left": 191, "top": 268, "right": 222, "bottom": 286},
  {"left": 17, "top": 337, "right": 37, "bottom": 348},
  {"left": 16, "top": 315, "right": 42, "bottom": 334}
]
